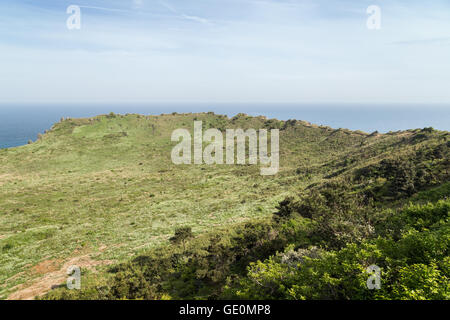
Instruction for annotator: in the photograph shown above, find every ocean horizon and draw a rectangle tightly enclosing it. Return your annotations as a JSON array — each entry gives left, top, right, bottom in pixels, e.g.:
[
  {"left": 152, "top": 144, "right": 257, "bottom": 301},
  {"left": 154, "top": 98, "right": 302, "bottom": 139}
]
[{"left": 0, "top": 103, "right": 449, "bottom": 149}]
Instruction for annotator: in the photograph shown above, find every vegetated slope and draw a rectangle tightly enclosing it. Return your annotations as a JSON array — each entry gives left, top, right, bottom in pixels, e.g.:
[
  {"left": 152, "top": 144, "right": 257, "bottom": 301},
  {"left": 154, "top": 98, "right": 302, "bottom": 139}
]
[{"left": 0, "top": 112, "right": 448, "bottom": 299}]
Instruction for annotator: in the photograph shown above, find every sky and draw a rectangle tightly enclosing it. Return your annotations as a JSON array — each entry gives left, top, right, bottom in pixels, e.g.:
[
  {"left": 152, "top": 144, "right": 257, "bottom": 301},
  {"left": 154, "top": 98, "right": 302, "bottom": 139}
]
[{"left": 1, "top": 0, "right": 450, "bottom": 104}]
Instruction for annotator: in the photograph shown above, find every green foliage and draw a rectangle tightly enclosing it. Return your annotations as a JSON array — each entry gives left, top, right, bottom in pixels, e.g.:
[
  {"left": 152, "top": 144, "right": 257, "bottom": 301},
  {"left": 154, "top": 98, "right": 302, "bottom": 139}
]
[
  {"left": 228, "top": 200, "right": 449, "bottom": 300},
  {"left": 170, "top": 227, "right": 194, "bottom": 251},
  {"left": 109, "top": 266, "right": 156, "bottom": 299},
  {"left": 388, "top": 263, "right": 448, "bottom": 300},
  {"left": 355, "top": 140, "right": 449, "bottom": 201},
  {"left": 274, "top": 183, "right": 375, "bottom": 249}
]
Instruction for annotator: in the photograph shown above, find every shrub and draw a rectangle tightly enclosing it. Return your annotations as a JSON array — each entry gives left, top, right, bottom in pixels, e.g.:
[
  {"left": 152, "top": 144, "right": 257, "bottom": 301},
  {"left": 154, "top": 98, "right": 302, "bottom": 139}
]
[{"left": 170, "top": 227, "right": 194, "bottom": 251}]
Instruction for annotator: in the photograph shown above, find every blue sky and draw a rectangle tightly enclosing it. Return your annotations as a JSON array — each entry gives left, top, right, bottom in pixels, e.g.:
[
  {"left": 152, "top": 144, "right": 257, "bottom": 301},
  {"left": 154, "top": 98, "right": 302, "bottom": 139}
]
[{"left": 1, "top": 0, "right": 450, "bottom": 104}]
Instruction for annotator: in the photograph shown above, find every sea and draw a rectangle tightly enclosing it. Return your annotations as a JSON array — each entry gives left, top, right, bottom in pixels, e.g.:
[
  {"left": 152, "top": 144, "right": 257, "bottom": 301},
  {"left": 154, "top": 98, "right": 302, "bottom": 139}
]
[{"left": 0, "top": 103, "right": 449, "bottom": 149}]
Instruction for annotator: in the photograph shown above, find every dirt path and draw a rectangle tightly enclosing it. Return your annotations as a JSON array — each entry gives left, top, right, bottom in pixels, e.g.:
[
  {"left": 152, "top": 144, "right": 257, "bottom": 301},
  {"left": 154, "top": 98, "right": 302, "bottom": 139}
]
[{"left": 7, "top": 253, "right": 113, "bottom": 300}]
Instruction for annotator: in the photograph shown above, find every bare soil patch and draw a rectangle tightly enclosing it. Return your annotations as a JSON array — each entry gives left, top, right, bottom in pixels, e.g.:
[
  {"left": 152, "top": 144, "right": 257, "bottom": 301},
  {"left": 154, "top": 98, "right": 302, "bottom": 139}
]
[{"left": 7, "top": 253, "right": 113, "bottom": 300}]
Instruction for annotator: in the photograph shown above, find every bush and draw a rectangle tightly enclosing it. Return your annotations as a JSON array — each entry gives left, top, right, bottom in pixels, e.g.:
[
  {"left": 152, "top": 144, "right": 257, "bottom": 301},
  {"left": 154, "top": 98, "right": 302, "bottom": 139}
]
[{"left": 170, "top": 227, "right": 194, "bottom": 251}]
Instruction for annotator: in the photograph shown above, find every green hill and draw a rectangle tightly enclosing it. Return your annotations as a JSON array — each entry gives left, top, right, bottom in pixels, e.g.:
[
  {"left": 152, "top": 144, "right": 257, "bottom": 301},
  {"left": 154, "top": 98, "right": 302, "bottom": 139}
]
[{"left": 0, "top": 112, "right": 448, "bottom": 299}]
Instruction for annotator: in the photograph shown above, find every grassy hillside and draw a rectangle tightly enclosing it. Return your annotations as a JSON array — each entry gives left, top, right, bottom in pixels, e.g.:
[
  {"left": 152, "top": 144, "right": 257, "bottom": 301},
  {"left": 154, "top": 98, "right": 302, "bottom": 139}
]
[{"left": 0, "top": 112, "right": 448, "bottom": 299}]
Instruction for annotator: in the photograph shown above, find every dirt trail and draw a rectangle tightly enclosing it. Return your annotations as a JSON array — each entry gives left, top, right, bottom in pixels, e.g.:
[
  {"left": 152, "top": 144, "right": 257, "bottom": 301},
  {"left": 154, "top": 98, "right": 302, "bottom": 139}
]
[{"left": 7, "top": 252, "right": 113, "bottom": 300}]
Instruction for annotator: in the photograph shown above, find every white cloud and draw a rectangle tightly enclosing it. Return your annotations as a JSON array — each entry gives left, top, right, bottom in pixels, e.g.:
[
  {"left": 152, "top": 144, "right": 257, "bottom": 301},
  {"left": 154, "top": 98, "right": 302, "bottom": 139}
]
[
  {"left": 158, "top": 0, "right": 211, "bottom": 24},
  {"left": 133, "top": 0, "right": 144, "bottom": 9}
]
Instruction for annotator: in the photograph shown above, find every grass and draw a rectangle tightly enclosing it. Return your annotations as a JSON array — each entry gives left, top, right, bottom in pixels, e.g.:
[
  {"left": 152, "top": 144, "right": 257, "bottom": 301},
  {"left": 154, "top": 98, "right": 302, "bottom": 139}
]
[{"left": 0, "top": 112, "right": 447, "bottom": 299}]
